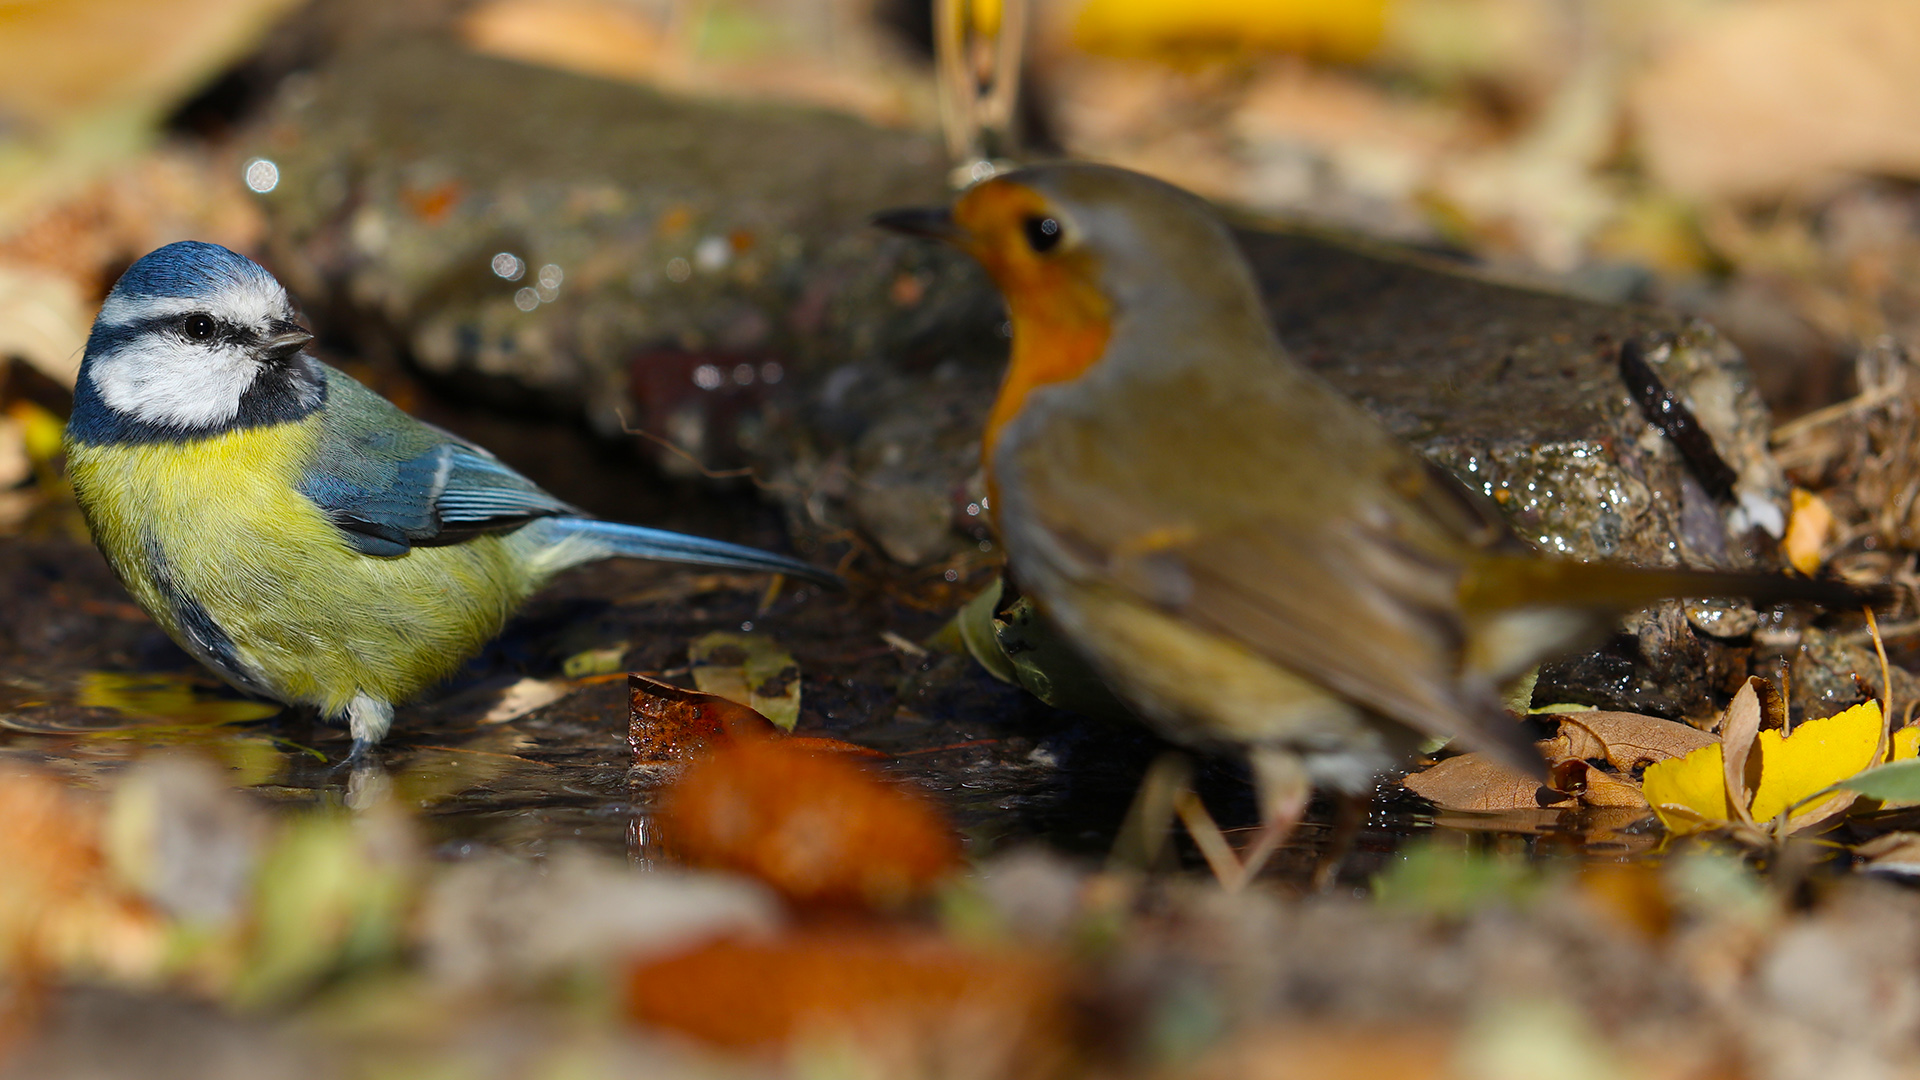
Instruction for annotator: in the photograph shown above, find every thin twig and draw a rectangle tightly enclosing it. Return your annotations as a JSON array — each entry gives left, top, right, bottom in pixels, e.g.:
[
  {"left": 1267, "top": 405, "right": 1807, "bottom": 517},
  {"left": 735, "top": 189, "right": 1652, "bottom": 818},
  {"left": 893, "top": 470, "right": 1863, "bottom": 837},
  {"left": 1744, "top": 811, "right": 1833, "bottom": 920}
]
[
  {"left": 1870, "top": 607, "right": 1893, "bottom": 763},
  {"left": 1771, "top": 383, "right": 1905, "bottom": 445}
]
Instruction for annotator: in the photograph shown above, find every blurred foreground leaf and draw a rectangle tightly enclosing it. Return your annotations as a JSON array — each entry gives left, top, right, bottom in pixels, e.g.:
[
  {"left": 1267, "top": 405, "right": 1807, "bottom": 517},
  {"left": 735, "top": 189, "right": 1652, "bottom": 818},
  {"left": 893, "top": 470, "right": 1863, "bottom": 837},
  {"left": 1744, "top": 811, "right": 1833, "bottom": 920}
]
[
  {"left": 625, "top": 928, "right": 1070, "bottom": 1075},
  {"left": 657, "top": 736, "right": 960, "bottom": 909},
  {"left": 1372, "top": 840, "right": 1543, "bottom": 916}
]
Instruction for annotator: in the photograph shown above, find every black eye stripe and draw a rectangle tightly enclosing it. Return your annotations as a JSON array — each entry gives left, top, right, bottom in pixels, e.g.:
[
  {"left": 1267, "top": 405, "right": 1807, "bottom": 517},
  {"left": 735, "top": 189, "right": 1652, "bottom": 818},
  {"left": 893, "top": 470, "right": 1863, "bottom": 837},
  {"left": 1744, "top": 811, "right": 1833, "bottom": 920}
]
[{"left": 1023, "top": 215, "right": 1063, "bottom": 253}]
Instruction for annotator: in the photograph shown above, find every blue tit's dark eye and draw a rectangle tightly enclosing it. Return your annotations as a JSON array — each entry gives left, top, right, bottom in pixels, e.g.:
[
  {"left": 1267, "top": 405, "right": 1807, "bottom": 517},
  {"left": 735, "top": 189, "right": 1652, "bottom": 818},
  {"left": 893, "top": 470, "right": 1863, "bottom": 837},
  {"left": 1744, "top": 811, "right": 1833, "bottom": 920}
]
[
  {"left": 182, "top": 314, "right": 216, "bottom": 341},
  {"left": 1023, "top": 215, "right": 1063, "bottom": 253}
]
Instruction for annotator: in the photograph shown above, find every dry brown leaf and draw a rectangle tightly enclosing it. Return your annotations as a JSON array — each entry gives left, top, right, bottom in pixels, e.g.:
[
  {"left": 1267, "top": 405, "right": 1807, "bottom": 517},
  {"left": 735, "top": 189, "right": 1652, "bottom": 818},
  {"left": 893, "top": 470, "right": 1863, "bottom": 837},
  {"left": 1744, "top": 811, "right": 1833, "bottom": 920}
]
[
  {"left": 1855, "top": 831, "right": 1920, "bottom": 877},
  {"left": 1541, "top": 711, "right": 1718, "bottom": 774},
  {"left": 628, "top": 674, "right": 780, "bottom": 767},
  {"left": 1401, "top": 754, "right": 1563, "bottom": 813},
  {"left": 1721, "top": 678, "right": 1765, "bottom": 827},
  {"left": 1548, "top": 760, "right": 1650, "bottom": 809}
]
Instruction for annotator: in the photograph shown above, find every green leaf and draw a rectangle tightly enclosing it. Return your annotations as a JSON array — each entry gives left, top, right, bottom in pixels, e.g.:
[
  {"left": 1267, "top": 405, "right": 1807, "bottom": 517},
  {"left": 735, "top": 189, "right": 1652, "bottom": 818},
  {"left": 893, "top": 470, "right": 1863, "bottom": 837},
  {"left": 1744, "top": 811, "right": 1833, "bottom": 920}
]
[
  {"left": 689, "top": 631, "right": 802, "bottom": 731},
  {"left": 1836, "top": 759, "right": 1920, "bottom": 802}
]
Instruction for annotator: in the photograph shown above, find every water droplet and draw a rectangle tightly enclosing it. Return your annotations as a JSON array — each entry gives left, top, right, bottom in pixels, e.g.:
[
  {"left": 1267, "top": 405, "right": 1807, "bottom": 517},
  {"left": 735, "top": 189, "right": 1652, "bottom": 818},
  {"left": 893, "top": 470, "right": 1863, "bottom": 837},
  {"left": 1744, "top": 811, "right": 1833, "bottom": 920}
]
[
  {"left": 491, "top": 252, "right": 525, "bottom": 280},
  {"left": 665, "top": 257, "right": 692, "bottom": 283},
  {"left": 965, "top": 503, "right": 980, "bottom": 516},
  {"left": 513, "top": 287, "right": 539, "bottom": 311},
  {"left": 732, "top": 363, "right": 755, "bottom": 385},
  {"left": 538, "top": 263, "right": 564, "bottom": 290},
  {"left": 740, "top": 621, "right": 753, "bottom": 632},
  {"left": 759, "top": 361, "right": 783, "bottom": 384},
  {"left": 692, "top": 364, "right": 723, "bottom": 390},
  {"left": 943, "top": 568, "right": 959, "bottom": 582}
]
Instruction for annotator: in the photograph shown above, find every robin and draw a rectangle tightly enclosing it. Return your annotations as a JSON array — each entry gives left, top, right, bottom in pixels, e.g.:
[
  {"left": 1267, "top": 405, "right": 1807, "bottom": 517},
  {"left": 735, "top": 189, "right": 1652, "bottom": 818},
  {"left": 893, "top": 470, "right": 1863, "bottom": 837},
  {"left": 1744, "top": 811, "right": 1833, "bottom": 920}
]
[{"left": 876, "top": 163, "right": 1871, "bottom": 882}]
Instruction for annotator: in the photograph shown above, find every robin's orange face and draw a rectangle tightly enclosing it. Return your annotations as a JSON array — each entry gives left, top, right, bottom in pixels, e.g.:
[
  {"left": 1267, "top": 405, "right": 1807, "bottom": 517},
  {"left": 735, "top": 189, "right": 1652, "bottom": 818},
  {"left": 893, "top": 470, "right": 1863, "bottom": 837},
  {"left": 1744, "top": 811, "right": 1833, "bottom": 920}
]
[{"left": 950, "top": 180, "right": 1113, "bottom": 465}]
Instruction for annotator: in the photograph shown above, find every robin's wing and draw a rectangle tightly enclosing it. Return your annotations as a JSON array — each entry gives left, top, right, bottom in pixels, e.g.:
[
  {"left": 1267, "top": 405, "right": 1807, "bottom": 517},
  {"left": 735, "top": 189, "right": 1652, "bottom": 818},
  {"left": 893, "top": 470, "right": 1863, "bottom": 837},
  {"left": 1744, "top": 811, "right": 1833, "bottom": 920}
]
[
  {"left": 997, "top": 365, "right": 1537, "bottom": 756},
  {"left": 297, "top": 367, "right": 578, "bottom": 556}
]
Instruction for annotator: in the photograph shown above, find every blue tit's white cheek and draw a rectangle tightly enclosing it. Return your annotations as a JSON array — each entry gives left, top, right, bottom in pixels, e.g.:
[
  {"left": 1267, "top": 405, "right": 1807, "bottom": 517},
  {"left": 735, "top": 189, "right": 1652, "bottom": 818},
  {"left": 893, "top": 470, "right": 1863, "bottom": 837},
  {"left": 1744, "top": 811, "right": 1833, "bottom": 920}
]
[{"left": 90, "top": 339, "right": 262, "bottom": 429}]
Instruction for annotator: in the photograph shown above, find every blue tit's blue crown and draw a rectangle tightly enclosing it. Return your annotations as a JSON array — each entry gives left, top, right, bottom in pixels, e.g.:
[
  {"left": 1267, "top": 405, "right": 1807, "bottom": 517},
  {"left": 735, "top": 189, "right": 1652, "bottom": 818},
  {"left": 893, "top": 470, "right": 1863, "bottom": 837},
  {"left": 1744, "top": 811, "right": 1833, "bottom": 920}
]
[{"left": 108, "top": 241, "right": 281, "bottom": 303}]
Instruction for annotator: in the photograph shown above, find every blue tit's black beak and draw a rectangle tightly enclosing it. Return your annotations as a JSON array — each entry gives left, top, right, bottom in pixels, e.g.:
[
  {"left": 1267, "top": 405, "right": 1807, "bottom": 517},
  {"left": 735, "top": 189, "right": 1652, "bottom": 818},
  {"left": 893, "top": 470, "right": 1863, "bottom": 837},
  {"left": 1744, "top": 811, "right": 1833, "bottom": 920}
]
[
  {"left": 871, "top": 206, "right": 962, "bottom": 243},
  {"left": 260, "top": 320, "right": 314, "bottom": 361}
]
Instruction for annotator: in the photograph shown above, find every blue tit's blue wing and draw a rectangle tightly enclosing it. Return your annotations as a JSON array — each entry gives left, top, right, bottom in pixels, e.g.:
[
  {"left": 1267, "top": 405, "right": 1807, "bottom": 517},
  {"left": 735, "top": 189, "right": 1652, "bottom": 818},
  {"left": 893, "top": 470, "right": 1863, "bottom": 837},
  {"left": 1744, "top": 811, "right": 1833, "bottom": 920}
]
[{"left": 297, "top": 367, "right": 578, "bottom": 557}]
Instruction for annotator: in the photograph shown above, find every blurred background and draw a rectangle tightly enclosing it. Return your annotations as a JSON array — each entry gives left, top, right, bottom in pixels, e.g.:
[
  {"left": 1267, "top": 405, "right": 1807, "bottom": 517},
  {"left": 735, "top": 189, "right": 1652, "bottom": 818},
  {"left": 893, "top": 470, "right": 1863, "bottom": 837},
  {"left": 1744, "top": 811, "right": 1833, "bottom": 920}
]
[{"left": 4, "top": 0, "right": 1916, "bottom": 432}]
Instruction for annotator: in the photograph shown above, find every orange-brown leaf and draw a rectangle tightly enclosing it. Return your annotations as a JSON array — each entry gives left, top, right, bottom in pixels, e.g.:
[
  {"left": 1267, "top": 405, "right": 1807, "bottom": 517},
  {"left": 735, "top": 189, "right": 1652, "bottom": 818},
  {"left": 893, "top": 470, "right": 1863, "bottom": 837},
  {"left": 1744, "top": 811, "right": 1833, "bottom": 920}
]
[
  {"left": 628, "top": 674, "right": 779, "bottom": 766},
  {"left": 625, "top": 929, "right": 1069, "bottom": 1073},
  {"left": 656, "top": 738, "right": 961, "bottom": 908}
]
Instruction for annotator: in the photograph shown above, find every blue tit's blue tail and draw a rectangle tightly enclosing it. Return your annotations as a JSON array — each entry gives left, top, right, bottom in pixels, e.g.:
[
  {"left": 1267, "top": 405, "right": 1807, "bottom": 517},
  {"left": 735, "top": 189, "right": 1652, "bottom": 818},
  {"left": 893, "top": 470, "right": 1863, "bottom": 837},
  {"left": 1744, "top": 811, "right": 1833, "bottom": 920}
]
[{"left": 523, "top": 516, "right": 841, "bottom": 587}]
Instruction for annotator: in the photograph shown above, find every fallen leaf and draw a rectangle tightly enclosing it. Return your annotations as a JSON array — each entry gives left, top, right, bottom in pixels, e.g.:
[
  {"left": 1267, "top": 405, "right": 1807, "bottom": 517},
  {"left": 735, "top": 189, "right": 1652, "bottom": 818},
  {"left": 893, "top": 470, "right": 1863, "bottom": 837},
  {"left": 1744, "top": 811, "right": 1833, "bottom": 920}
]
[
  {"left": 1547, "top": 760, "right": 1650, "bottom": 809},
  {"left": 1540, "top": 711, "right": 1717, "bottom": 774},
  {"left": 628, "top": 675, "right": 779, "bottom": 767},
  {"left": 1401, "top": 754, "right": 1563, "bottom": 813},
  {"left": 1748, "top": 701, "right": 1882, "bottom": 825},
  {"left": 689, "top": 631, "right": 802, "bottom": 731},
  {"left": 1855, "top": 832, "right": 1920, "bottom": 878},
  {"left": 1641, "top": 741, "right": 1731, "bottom": 836},
  {"left": 1644, "top": 697, "right": 1884, "bottom": 836},
  {"left": 561, "top": 644, "right": 628, "bottom": 678},
  {"left": 481, "top": 677, "right": 574, "bottom": 724},
  {"left": 625, "top": 928, "right": 1068, "bottom": 1075},
  {"left": 656, "top": 737, "right": 961, "bottom": 909}
]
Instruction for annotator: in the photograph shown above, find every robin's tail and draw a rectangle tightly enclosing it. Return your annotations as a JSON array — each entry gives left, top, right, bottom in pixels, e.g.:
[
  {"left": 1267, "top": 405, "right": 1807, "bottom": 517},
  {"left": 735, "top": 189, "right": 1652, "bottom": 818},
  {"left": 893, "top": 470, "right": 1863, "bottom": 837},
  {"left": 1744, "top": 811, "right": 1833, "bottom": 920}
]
[
  {"left": 1457, "top": 553, "right": 1889, "bottom": 689},
  {"left": 1460, "top": 554, "right": 1887, "bottom": 615}
]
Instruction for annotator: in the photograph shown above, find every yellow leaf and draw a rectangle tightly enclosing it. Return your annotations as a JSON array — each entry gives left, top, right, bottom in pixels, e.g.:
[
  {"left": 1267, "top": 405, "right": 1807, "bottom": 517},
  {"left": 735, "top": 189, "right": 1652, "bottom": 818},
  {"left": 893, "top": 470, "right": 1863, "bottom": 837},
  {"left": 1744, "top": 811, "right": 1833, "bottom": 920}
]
[
  {"left": 1748, "top": 701, "right": 1881, "bottom": 825},
  {"left": 1894, "top": 724, "right": 1920, "bottom": 761},
  {"left": 1641, "top": 741, "right": 1728, "bottom": 834}
]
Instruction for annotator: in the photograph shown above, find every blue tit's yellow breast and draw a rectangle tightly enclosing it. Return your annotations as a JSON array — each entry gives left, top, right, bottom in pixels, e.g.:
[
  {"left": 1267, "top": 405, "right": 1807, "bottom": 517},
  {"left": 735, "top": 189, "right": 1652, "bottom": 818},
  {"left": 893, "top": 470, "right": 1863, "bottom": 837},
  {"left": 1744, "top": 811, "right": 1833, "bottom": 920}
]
[{"left": 66, "top": 418, "right": 534, "bottom": 716}]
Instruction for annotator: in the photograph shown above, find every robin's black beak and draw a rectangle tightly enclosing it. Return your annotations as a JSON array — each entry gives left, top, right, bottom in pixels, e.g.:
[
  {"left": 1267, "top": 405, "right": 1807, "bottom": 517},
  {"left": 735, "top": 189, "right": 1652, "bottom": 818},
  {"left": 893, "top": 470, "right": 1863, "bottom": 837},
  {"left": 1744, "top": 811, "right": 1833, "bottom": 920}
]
[
  {"left": 871, "top": 206, "right": 963, "bottom": 243},
  {"left": 260, "top": 320, "right": 315, "bottom": 361}
]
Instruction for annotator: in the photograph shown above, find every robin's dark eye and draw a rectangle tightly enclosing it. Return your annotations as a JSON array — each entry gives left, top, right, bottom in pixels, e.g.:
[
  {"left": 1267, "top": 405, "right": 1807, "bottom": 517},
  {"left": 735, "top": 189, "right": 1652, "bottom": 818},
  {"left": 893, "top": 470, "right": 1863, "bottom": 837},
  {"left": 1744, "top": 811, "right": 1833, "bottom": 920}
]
[
  {"left": 182, "top": 314, "right": 216, "bottom": 341},
  {"left": 1023, "top": 215, "right": 1063, "bottom": 253}
]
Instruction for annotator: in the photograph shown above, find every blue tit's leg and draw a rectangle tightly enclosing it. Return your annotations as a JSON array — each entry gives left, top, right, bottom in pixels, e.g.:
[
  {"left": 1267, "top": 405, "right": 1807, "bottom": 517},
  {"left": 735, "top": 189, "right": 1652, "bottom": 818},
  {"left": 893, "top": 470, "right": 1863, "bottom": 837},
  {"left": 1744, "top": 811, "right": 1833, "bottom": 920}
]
[{"left": 347, "top": 692, "right": 395, "bottom": 759}]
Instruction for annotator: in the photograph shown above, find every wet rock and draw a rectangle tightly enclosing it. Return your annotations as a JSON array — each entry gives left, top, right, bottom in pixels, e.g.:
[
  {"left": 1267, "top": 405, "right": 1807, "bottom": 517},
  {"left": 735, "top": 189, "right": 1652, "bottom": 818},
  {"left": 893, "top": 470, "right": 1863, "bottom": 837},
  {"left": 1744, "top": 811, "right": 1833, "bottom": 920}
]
[{"left": 252, "top": 39, "right": 1816, "bottom": 716}]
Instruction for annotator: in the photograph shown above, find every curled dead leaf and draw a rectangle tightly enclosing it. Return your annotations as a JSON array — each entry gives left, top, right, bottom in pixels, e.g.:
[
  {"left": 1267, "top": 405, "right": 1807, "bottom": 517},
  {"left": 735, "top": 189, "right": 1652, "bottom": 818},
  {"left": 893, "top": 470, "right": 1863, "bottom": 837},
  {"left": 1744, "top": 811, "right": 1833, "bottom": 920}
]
[
  {"left": 1548, "top": 760, "right": 1650, "bottom": 809},
  {"left": 628, "top": 674, "right": 780, "bottom": 767},
  {"left": 1540, "top": 711, "right": 1717, "bottom": 775}
]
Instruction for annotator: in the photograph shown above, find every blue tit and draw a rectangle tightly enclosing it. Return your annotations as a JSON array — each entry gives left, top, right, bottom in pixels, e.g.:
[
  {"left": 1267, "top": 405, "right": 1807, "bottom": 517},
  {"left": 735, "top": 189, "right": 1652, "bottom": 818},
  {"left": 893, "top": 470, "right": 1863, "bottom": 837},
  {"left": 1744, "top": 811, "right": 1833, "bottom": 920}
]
[{"left": 64, "top": 241, "right": 837, "bottom": 753}]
